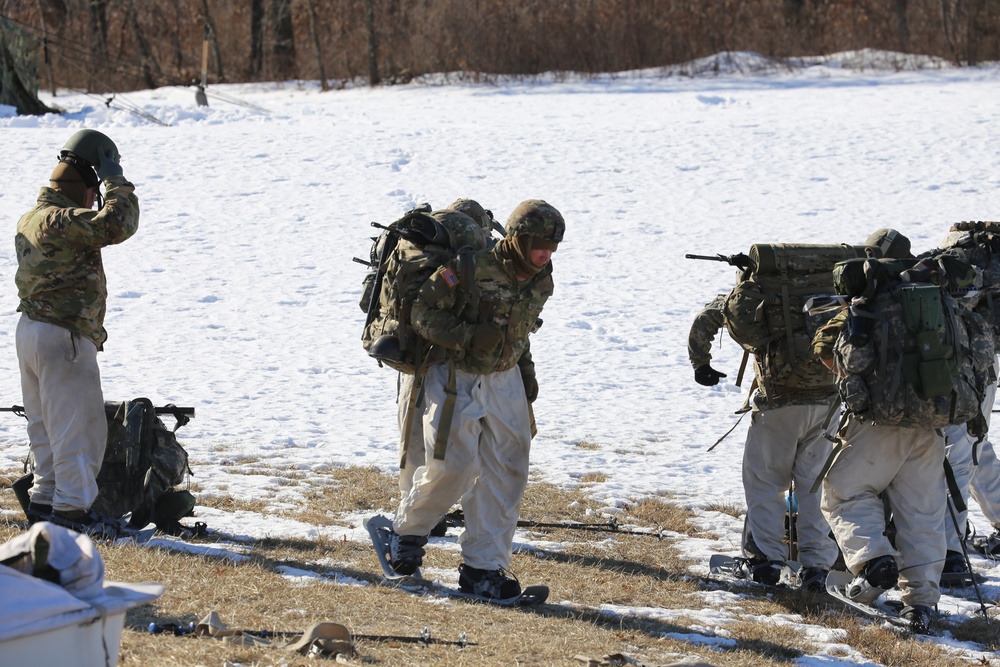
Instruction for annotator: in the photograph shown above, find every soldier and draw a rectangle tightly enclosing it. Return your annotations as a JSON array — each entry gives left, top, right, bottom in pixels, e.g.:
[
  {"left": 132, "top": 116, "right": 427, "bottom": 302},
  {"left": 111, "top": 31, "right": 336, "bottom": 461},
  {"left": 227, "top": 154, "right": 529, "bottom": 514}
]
[
  {"left": 15, "top": 129, "right": 140, "bottom": 537},
  {"left": 812, "top": 229, "right": 958, "bottom": 634},
  {"left": 931, "top": 224, "right": 1000, "bottom": 567},
  {"left": 386, "top": 199, "right": 562, "bottom": 601},
  {"left": 689, "top": 295, "right": 840, "bottom": 591}
]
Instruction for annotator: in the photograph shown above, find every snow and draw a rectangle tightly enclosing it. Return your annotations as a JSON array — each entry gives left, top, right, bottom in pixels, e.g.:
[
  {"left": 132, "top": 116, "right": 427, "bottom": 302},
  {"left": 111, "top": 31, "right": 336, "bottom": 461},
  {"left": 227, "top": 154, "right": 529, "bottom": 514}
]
[{"left": 1, "top": 52, "right": 1000, "bottom": 665}]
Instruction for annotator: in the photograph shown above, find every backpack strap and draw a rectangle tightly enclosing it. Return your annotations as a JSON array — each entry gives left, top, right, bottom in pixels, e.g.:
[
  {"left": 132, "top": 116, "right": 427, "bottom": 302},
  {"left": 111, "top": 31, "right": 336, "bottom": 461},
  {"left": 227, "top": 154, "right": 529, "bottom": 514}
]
[
  {"left": 432, "top": 358, "right": 458, "bottom": 461},
  {"left": 776, "top": 251, "right": 797, "bottom": 365},
  {"left": 398, "top": 372, "right": 423, "bottom": 470},
  {"left": 809, "top": 410, "right": 851, "bottom": 494},
  {"left": 427, "top": 248, "right": 480, "bottom": 461}
]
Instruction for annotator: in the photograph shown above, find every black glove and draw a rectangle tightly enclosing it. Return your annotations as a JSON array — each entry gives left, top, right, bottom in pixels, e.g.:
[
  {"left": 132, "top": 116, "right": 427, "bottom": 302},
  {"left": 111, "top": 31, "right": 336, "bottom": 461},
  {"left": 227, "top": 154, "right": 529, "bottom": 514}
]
[
  {"left": 521, "top": 371, "right": 538, "bottom": 403},
  {"left": 694, "top": 364, "right": 726, "bottom": 387},
  {"left": 470, "top": 324, "right": 504, "bottom": 356}
]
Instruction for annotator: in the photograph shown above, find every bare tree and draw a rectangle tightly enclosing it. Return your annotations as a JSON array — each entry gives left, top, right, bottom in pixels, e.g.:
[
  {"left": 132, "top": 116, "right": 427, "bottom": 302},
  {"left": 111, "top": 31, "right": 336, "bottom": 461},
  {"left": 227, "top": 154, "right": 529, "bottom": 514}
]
[
  {"left": 364, "top": 0, "right": 379, "bottom": 85},
  {"left": 270, "top": 0, "right": 297, "bottom": 79},
  {"left": 304, "top": 0, "right": 329, "bottom": 90},
  {"left": 248, "top": 0, "right": 264, "bottom": 79}
]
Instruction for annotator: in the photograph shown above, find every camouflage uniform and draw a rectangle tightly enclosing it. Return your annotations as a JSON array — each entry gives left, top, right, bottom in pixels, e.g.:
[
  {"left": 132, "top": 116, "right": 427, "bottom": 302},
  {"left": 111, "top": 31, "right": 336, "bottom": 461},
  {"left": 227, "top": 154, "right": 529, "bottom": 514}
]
[
  {"left": 689, "top": 296, "right": 839, "bottom": 575},
  {"left": 393, "top": 200, "right": 560, "bottom": 572},
  {"left": 813, "top": 310, "right": 947, "bottom": 609},
  {"left": 15, "top": 176, "right": 139, "bottom": 513}
]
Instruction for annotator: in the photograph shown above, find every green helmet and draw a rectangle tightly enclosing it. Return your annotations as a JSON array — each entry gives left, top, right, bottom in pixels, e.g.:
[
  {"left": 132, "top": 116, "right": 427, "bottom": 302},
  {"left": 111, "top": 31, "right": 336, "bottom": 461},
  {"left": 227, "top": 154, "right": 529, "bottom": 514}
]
[
  {"left": 505, "top": 199, "right": 565, "bottom": 243},
  {"left": 60, "top": 129, "right": 119, "bottom": 168},
  {"left": 58, "top": 129, "right": 119, "bottom": 189},
  {"left": 447, "top": 198, "right": 492, "bottom": 234}
]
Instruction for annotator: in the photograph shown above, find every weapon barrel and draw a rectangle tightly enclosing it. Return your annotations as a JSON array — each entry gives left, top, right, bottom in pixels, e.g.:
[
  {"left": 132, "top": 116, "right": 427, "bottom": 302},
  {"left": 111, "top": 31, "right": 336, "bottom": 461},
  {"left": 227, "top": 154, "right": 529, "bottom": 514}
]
[{"left": 685, "top": 253, "right": 727, "bottom": 262}]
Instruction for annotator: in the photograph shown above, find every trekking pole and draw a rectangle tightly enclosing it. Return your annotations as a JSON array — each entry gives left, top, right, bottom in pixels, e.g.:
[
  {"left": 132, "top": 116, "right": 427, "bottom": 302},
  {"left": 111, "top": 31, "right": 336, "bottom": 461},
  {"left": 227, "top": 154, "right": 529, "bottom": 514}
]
[
  {"left": 0, "top": 406, "right": 26, "bottom": 419},
  {"left": 945, "top": 490, "right": 991, "bottom": 623},
  {"left": 443, "top": 510, "right": 665, "bottom": 539}
]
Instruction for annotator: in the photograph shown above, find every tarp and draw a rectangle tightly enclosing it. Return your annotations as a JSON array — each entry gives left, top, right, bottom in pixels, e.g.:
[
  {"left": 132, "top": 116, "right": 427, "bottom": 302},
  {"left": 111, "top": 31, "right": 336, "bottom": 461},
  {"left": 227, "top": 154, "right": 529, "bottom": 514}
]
[{"left": 0, "top": 522, "right": 163, "bottom": 643}]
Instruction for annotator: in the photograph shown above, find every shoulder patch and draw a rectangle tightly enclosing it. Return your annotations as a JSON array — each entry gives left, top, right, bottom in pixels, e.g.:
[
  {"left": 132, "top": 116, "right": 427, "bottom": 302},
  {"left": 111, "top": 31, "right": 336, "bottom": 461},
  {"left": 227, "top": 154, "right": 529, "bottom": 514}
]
[{"left": 439, "top": 266, "right": 460, "bottom": 288}]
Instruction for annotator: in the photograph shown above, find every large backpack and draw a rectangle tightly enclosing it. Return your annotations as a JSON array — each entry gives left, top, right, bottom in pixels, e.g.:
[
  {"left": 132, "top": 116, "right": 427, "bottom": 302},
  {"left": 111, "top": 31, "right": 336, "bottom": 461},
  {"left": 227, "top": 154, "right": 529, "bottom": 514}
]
[
  {"left": 831, "top": 256, "right": 994, "bottom": 431},
  {"left": 90, "top": 398, "right": 195, "bottom": 531},
  {"left": 721, "top": 243, "right": 869, "bottom": 402},
  {"left": 938, "top": 221, "right": 1000, "bottom": 349},
  {"left": 360, "top": 206, "right": 487, "bottom": 374}
]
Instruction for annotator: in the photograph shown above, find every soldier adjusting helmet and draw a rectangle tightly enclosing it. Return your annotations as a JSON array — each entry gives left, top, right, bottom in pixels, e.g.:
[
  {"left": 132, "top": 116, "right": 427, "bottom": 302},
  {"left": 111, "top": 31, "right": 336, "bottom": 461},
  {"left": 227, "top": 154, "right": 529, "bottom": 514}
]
[
  {"left": 505, "top": 200, "right": 565, "bottom": 249},
  {"left": 58, "top": 129, "right": 119, "bottom": 189}
]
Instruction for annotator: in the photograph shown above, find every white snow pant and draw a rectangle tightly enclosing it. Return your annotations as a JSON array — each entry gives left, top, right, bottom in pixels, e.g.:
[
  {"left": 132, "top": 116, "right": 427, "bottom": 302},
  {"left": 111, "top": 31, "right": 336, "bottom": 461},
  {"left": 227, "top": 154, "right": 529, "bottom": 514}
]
[
  {"left": 16, "top": 315, "right": 107, "bottom": 513},
  {"left": 394, "top": 363, "right": 531, "bottom": 570},
  {"left": 741, "top": 401, "right": 840, "bottom": 569},
  {"left": 942, "top": 422, "right": 977, "bottom": 553},
  {"left": 396, "top": 372, "right": 425, "bottom": 497},
  {"left": 970, "top": 373, "right": 1000, "bottom": 530},
  {"left": 821, "top": 418, "right": 946, "bottom": 608},
  {"left": 943, "top": 360, "right": 1000, "bottom": 546}
]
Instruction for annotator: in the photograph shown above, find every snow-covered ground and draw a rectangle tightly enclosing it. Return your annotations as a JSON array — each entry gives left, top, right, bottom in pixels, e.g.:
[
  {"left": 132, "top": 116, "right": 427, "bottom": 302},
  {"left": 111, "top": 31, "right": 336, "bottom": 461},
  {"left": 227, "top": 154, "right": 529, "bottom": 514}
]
[{"left": 1, "top": 52, "right": 999, "bottom": 664}]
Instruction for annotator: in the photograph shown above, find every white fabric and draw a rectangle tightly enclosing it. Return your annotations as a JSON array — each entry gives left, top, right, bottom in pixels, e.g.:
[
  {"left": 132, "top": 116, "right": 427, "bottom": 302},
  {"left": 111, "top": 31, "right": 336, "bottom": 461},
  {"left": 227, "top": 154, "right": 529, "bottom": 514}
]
[
  {"left": 0, "top": 522, "right": 105, "bottom": 599},
  {"left": 970, "top": 375, "right": 1000, "bottom": 528},
  {"left": 16, "top": 314, "right": 108, "bottom": 512},
  {"left": 396, "top": 372, "right": 425, "bottom": 497},
  {"left": 741, "top": 401, "right": 839, "bottom": 569},
  {"left": 0, "top": 524, "right": 163, "bottom": 645},
  {"left": 394, "top": 363, "right": 531, "bottom": 570},
  {"left": 942, "top": 422, "right": 975, "bottom": 552},
  {"left": 942, "top": 360, "right": 999, "bottom": 546},
  {"left": 821, "top": 418, "right": 946, "bottom": 607}
]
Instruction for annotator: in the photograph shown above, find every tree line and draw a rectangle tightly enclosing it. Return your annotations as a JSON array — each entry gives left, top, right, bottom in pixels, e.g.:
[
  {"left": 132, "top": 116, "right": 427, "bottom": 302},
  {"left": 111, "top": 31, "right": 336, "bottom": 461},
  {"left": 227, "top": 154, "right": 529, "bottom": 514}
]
[{"left": 1, "top": 0, "right": 997, "bottom": 95}]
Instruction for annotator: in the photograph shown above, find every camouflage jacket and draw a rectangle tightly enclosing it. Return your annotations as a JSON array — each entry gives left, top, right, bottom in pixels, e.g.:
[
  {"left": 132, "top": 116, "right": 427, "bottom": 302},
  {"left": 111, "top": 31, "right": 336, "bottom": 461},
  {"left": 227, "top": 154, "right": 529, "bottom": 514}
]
[
  {"left": 691, "top": 294, "right": 836, "bottom": 408},
  {"left": 688, "top": 295, "right": 726, "bottom": 369},
  {"left": 15, "top": 178, "right": 140, "bottom": 349},
  {"left": 412, "top": 242, "right": 553, "bottom": 375}
]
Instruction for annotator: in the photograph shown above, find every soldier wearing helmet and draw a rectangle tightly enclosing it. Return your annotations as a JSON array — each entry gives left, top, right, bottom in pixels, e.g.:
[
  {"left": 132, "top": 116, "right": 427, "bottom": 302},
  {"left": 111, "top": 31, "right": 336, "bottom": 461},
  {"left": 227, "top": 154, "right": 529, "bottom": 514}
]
[
  {"left": 383, "top": 199, "right": 563, "bottom": 601},
  {"left": 14, "top": 129, "right": 139, "bottom": 538}
]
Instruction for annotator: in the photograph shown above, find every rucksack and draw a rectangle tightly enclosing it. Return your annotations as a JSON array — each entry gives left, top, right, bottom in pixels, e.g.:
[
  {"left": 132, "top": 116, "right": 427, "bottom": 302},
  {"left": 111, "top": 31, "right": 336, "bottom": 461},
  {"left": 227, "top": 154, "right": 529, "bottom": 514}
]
[
  {"left": 359, "top": 206, "right": 487, "bottom": 374},
  {"left": 832, "top": 256, "right": 994, "bottom": 431},
  {"left": 721, "top": 243, "right": 869, "bottom": 402},
  {"left": 91, "top": 398, "right": 195, "bottom": 531},
  {"left": 937, "top": 221, "right": 1000, "bottom": 349}
]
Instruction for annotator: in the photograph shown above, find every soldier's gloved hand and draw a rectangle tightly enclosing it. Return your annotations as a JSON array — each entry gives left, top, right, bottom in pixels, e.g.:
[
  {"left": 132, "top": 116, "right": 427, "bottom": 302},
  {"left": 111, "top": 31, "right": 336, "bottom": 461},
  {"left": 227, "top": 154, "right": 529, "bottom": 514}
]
[
  {"left": 694, "top": 364, "right": 727, "bottom": 386},
  {"left": 95, "top": 146, "right": 123, "bottom": 180},
  {"left": 470, "top": 324, "right": 504, "bottom": 356},
  {"left": 521, "top": 370, "right": 538, "bottom": 403},
  {"left": 731, "top": 252, "right": 751, "bottom": 270}
]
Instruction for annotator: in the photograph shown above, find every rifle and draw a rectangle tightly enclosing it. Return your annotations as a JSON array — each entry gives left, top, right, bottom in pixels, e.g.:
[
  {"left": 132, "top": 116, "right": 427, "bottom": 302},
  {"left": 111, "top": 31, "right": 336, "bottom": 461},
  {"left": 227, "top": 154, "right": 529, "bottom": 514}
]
[
  {"left": 1, "top": 404, "right": 195, "bottom": 423},
  {"left": 685, "top": 252, "right": 751, "bottom": 270},
  {"left": 441, "top": 510, "right": 666, "bottom": 539}
]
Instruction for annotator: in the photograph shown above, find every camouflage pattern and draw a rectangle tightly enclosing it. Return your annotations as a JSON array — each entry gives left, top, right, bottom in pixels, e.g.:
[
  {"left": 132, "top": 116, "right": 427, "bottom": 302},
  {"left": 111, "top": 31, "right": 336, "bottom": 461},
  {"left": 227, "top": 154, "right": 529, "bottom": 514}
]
[
  {"left": 91, "top": 400, "right": 191, "bottom": 528},
  {"left": 412, "top": 240, "right": 554, "bottom": 375},
  {"left": 447, "top": 198, "right": 492, "bottom": 235},
  {"left": 15, "top": 177, "right": 139, "bottom": 349},
  {"left": 830, "top": 286, "right": 993, "bottom": 429},
  {"left": 362, "top": 209, "right": 487, "bottom": 374},
  {"left": 689, "top": 295, "right": 837, "bottom": 407},
  {"left": 935, "top": 229, "right": 1000, "bottom": 349},
  {"left": 504, "top": 199, "right": 565, "bottom": 242}
]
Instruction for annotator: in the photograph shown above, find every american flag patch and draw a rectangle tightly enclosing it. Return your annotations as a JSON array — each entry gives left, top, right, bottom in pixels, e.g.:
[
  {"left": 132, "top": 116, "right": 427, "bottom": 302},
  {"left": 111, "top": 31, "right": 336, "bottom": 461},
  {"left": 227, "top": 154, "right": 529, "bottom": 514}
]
[{"left": 440, "top": 266, "right": 460, "bottom": 287}]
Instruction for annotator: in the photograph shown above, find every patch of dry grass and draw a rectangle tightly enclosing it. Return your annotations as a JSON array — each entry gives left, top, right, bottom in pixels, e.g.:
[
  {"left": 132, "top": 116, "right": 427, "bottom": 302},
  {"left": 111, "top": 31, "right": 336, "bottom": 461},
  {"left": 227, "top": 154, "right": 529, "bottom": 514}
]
[{"left": 0, "top": 465, "right": 990, "bottom": 667}]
